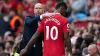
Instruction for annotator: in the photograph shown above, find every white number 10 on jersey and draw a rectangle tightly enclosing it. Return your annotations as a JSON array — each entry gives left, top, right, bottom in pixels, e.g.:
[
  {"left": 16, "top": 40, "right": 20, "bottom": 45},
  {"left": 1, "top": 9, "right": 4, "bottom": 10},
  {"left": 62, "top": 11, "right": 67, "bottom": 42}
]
[{"left": 46, "top": 26, "right": 58, "bottom": 40}]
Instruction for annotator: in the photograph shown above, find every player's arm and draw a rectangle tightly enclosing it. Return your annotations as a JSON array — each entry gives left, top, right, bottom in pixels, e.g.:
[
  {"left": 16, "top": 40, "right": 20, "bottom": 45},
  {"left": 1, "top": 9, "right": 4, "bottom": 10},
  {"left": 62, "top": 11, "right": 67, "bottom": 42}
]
[
  {"left": 63, "top": 20, "right": 72, "bottom": 56},
  {"left": 64, "top": 32, "right": 72, "bottom": 55},
  {"left": 20, "top": 31, "right": 42, "bottom": 56}
]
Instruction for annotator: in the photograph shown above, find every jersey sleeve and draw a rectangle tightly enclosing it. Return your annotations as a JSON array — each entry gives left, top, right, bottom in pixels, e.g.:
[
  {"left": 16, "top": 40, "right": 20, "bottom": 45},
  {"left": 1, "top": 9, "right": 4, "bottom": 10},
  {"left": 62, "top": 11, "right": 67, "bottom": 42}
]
[
  {"left": 63, "top": 21, "right": 69, "bottom": 33},
  {"left": 37, "top": 20, "right": 44, "bottom": 32}
]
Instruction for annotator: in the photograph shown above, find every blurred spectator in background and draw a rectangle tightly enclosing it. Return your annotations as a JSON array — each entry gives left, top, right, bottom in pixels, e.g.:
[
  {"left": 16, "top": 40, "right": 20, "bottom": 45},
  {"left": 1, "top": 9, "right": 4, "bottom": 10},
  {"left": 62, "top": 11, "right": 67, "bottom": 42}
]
[
  {"left": 7, "top": 0, "right": 17, "bottom": 12},
  {"left": 0, "top": 42, "right": 10, "bottom": 56},
  {"left": 5, "top": 34, "right": 15, "bottom": 42},
  {"left": 71, "top": 30, "right": 83, "bottom": 56},
  {"left": 0, "top": 0, "right": 4, "bottom": 14},
  {"left": 0, "top": 42, "right": 4, "bottom": 53},
  {"left": 0, "top": 14, "right": 11, "bottom": 37},
  {"left": 21, "top": 10, "right": 29, "bottom": 19},
  {"left": 87, "top": 0, "right": 95, "bottom": 16},
  {"left": 0, "top": 0, "right": 10, "bottom": 14},
  {"left": 4, "top": 41, "right": 14, "bottom": 56},
  {"left": 16, "top": 1, "right": 25, "bottom": 15},
  {"left": 0, "top": 52, "right": 10, "bottom": 56},
  {"left": 25, "top": 0, "right": 38, "bottom": 14},
  {"left": 88, "top": 0, "right": 94, "bottom": 9},
  {"left": 9, "top": 10, "right": 23, "bottom": 37},
  {"left": 0, "top": 36, "right": 3, "bottom": 42},
  {"left": 3, "top": 31, "right": 11, "bottom": 42},
  {"left": 85, "top": 44, "right": 100, "bottom": 56},
  {"left": 95, "top": 0, "right": 100, "bottom": 17},
  {"left": 45, "top": 0, "right": 55, "bottom": 13},
  {"left": 71, "top": 0, "right": 88, "bottom": 14},
  {"left": 68, "top": 0, "right": 88, "bottom": 23}
]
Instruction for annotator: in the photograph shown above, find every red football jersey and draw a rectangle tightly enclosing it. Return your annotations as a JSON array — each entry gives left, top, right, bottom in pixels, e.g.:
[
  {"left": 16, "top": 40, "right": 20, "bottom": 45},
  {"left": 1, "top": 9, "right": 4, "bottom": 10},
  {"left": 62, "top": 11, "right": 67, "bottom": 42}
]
[{"left": 37, "top": 14, "right": 69, "bottom": 56}]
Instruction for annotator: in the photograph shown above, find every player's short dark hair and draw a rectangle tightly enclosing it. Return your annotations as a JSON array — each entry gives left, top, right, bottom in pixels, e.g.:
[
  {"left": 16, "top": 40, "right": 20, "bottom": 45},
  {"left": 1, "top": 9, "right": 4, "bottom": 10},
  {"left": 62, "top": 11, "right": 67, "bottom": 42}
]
[{"left": 56, "top": 2, "right": 67, "bottom": 10}]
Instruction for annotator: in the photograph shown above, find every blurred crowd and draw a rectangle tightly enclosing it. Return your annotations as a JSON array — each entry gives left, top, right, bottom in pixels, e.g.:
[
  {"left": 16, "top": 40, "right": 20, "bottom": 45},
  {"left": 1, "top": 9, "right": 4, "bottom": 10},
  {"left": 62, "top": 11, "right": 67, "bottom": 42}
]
[{"left": 0, "top": 0, "right": 100, "bottom": 56}]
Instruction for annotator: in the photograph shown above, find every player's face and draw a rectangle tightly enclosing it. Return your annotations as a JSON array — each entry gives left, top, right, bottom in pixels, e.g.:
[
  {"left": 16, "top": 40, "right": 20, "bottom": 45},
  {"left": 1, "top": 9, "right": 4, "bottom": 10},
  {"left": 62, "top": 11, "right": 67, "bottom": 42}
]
[{"left": 34, "top": 4, "right": 44, "bottom": 16}]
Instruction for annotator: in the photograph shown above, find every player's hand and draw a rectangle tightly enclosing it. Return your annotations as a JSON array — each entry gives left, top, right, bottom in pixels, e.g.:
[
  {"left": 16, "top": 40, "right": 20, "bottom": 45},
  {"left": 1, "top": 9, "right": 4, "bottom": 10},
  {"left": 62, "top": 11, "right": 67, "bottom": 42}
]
[
  {"left": 42, "top": 13, "right": 60, "bottom": 17},
  {"left": 20, "top": 48, "right": 27, "bottom": 56}
]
